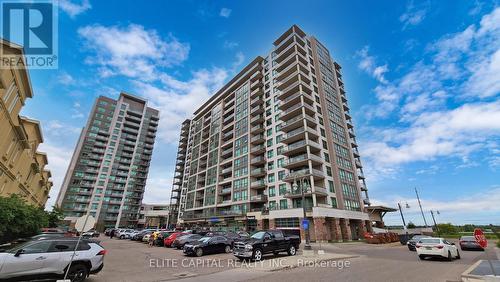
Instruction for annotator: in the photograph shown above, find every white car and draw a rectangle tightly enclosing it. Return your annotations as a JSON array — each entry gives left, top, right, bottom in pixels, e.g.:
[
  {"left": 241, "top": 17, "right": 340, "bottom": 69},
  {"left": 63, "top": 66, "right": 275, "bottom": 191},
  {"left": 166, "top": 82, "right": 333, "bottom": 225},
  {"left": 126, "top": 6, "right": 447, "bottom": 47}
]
[
  {"left": 0, "top": 238, "right": 106, "bottom": 282},
  {"left": 117, "top": 229, "right": 134, "bottom": 239},
  {"left": 416, "top": 237, "right": 461, "bottom": 261},
  {"left": 142, "top": 234, "right": 152, "bottom": 242}
]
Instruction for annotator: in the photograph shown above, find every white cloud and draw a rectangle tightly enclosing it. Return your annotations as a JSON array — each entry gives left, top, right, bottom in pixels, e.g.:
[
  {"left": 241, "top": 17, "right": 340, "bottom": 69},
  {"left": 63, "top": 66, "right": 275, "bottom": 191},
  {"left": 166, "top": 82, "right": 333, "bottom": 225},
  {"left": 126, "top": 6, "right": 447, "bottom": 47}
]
[
  {"left": 356, "top": 46, "right": 389, "bottom": 84},
  {"left": 143, "top": 175, "right": 173, "bottom": 204},
  {"left": 78, "top": 24, "right": 190, "bottom": 80},
  {"left": 132, "top": 67, "right": 228, "bottom": 144},
  {"left": 399, "top": 1, "right": 428, "bottom": 29},
  {"left": 223, "top": 40, "right": 239, "bottom": 49},
  {"left": 59, "top": 0, "right": 91, "bottom": 18},
  {"left": 219, "top": 8, "right": 232, "bottom": 18},
  {"left": 372, "top": 187, "right": 500, "bottom": 225},
  {"left": 40, "top": 143, "right": 74, "bottom": 209},
  {"left": 57, "top": 72, "right": 77, "bottom": 86}
]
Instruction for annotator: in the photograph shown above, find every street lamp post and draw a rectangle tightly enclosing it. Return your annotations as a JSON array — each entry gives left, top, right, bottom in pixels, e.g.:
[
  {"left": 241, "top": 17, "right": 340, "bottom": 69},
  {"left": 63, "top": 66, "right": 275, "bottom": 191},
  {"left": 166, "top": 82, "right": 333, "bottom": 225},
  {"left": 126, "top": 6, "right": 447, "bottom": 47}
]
[
  {"left": 398, "top": 202, "right": 410, "bottom": 240},
  {"left": 430, "top": 210, "right": 440, "bottom": 235},
  {"left": 293, "top": 177, "right": 312, "bottom": 250}
]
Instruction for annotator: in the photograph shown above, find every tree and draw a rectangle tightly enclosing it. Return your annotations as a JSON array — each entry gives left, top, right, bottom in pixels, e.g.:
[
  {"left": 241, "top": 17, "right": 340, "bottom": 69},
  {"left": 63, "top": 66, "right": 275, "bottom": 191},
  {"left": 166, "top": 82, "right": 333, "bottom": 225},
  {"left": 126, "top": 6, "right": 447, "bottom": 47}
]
[
  {"left": 46, "top": 206, "right": 64, "bottom": 228},
  {"left": 436, "top": 223, "right": 458, "bottom": 235},
  {"left": 0, "top": 195, "right": 49, "bottom": 244},
  {"left": 407, "top": 222, "right": 416, "bottom": 229}
]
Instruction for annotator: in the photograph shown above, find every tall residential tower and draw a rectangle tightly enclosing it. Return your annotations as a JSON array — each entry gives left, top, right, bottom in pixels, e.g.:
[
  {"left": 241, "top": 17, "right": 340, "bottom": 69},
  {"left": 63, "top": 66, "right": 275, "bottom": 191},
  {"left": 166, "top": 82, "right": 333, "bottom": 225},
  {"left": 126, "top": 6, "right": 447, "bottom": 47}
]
[
  {"left": 57, "top": 93, "right": 159, "bottom": 229},
  {"left": 169, "top": 25, "right": 383, "bottom": 241}
]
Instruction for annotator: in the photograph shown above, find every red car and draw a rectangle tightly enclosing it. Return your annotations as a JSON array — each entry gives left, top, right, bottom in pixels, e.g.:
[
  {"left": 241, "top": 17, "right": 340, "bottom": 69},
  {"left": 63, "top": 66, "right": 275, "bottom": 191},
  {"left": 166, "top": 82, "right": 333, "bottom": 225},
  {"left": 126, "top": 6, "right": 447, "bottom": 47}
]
[{"left": 164, "top": 232, "right": 187, "bottom": 247}]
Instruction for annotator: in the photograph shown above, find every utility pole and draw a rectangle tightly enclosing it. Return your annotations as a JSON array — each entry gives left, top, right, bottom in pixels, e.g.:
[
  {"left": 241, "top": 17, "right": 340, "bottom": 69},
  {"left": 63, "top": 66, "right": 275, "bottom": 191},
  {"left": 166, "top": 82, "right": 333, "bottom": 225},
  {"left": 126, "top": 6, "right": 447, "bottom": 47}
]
[
  {"left": 415, "top": 187, "right": 428, "bottom": 227},
  {"left": 430, "top": 210, "right": 439, "bottom": 235}
]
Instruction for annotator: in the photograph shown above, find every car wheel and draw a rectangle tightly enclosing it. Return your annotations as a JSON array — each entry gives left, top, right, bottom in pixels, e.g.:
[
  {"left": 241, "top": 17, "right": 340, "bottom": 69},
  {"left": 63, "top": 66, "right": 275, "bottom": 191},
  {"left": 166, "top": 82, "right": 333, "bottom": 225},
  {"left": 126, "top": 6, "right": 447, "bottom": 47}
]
[
  {"left": 456, "top": 250, "right": 461, "bottom": 259},
  {"left": 287, "top": 245, "right": 297, "bottom": 256},
  {"left": 447, "top": 251, "right": 452, "bottom": 261},
  {"left": 120, "top": 235, "right": 124, "bottom": 239},
  {"left": 253, "top": 249, "right": 263, "bottom": 261},
  {"left": 196, "top": 248, "right": 203, "bottom": 257},
  {"left": 225, "top": 245, "right": 232, "bottom": 253},
  {"left": 68, "top": 263, "right": 88, "bottom": 282},
  {"left": 418, "top": 255, "right": 425, "bottom": 260}
]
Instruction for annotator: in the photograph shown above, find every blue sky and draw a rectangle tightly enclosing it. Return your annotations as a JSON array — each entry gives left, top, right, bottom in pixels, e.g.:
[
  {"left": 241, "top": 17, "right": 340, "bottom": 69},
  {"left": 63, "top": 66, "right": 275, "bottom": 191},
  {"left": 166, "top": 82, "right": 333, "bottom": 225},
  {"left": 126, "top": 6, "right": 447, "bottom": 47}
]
[{"left": 9, "top": 0, "right": 500, "bottom": 225}]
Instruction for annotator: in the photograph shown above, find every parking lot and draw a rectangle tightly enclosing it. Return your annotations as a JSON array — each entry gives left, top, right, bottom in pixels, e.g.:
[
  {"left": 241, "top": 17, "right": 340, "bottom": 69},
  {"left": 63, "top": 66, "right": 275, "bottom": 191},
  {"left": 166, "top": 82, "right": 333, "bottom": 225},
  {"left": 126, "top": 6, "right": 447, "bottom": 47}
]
[{"left": 88, "top": 236, "right": 495, "bottom": 282}]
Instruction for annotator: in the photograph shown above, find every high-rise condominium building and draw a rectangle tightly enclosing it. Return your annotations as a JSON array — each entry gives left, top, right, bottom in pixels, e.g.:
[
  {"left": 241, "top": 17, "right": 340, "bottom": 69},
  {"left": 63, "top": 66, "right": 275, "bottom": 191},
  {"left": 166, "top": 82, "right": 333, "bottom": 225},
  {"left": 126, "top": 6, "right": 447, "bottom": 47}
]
[
  {"left": 0, "top": 40, "right": 53, "bottom": 207},
  {"left": 56, "top": 93, "right": 159, "bottom": 230},
  {"left": 169, "top": 25, "right": 387, "bottom": 241}
]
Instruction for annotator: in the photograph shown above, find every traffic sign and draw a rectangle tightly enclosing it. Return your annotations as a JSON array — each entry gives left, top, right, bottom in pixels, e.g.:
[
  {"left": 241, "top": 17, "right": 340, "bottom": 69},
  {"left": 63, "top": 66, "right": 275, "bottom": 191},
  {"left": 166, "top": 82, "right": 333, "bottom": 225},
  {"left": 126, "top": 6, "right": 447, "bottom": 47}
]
[
  {"left": 75, "top": 215, "right": 96, "bottom": 232},
  {"left": 302, "top": 219, "right": 309, "bottom": 230},
  {"left": 473, "top": 228, "right": 488, "bottom": 248}
]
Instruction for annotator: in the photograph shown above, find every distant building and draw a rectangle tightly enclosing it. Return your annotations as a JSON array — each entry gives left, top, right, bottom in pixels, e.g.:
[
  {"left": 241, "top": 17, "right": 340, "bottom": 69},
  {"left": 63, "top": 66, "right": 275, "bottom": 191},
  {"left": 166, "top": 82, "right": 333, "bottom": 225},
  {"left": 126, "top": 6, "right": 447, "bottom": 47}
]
[
  {"left": 138, "top": 204, "right": 170, "bottom": 229},
  {"left": 0, "top": 39, "right": 53, "bottom": 207},
  {"left": 56, "top": 93, "right": 159, "bottom": 230}
]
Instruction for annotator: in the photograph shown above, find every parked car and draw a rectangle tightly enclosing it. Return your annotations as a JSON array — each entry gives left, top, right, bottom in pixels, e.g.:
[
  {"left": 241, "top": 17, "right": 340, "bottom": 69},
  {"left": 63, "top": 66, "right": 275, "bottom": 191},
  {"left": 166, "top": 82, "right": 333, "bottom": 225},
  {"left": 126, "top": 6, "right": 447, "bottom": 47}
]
[
  {"left": 407, "top": 234, "right": 431, "bottom": 251},
  {"left": 416, "top": 237, "right": 461, "bottom": 261},
  {"left": 164, "top": 232, "right": 187, "bottom": 247},
  {"left": 155, "top": 231, "right": 174, "bottom": 246},
  {"left": 173, "top": 234, "right": 203, "bottom": 249},
  {"left": 142, "top": 233, "right": 152, "bottom": 243},
  {"left": 104, "top": 228, "right": 114, "bottom": 236},
  {"left": 459, "top": 236, "right": 484, "bottom": 251},
  {"left": 82, "top": 229, "right": 100, "bottom": 238},
  {"left": 184, "top": 236, "right": 233, "bottom": 257},
  {"left": 0, "top": 238, "right": 106, "bottom": 282},
  {"left": 233, "top": 230, "right": 300, "bottom": 261},
  {"left": 117, "top": 229, "right": 135, "bottom": 239},
  {"left": 135, "top": 231, "right": 151, "bottom": 241}
]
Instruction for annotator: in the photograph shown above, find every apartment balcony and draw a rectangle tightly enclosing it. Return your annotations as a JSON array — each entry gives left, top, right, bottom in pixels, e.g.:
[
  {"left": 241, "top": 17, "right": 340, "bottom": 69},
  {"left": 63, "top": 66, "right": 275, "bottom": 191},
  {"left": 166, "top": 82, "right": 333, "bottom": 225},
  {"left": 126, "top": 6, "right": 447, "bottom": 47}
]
[
  {"left": 343, "top": 102, "right": 350, "bottom": 111},
  {"left": 217, "top": 199, "right": 232, "bottom": 205},
  {"left": 276, "top": 70, "right": 311, "bottom": 94},
  {"left": 284, "top": 153, "right": 323, "bottom": 169},
  {"left": 250, "top": 134, "right": 265, "bottom": 144},
  {"left": 250, "top": 79, "right": 263, "bottom": 90},
  {"left": 355, "top": 159, "right": 362, "bottom": 168},
  {"left": 281, "top": 112, "right": 316, "bottom": 132},
  {"left": 353, "top": 148, "right": 360, "bottom": 158},
  {"left": 250, "top": 124, "right": 265, "bottom": 134},
  {"left": 346, "top": 119, "right": 353, "bottom": 128},
  {"left": 281, "top": 126, "right": 319, "bottom": 144},
  {"left": 223, "top": 131, "right": 234, "bottom": 141},
  {"left": 220, "top": 166, "right": 232, "bottom": 175},
  {"left": 250, "top": 105, "right": 264, "bottom": 116},
  {"left": 281, "top": 101, "right": 315, "bottom": 121},
  {"left": 250, "top": 180, "right": 266, "bottom": 189},
  {"left": 223, "top": 114, "right": 234, "bottom": 124},
  {"left": 283, "top": 168, "right": 325, "bottom": 183},
  {"left": 250, "top": 156, "right": 266, "bottom": 165},
  {"left": 222, "top": 122, "right": 234, "bottom": 133},
  {"left": 284, "top": 186, "right": 328, "bottom": 198},
  {"left": 250, "top": 95, "right": 264, "bottom": 107},
  {"left": 172, "top": 185, "right": 181, "bottom": 192},
  {"left": 250, "top": 167, "right": 266, "bottom": 177},
  {"left": 282, "top": 139, "right": 321, "bottom": 156},
  {"left": 279, "top": 89, "right": 314, "bottom": 110},
  {"left": 220, "top": 148, "right": 233, "bottom": 158},
  {"left": 250, "top": 70, "right": 263, "bottom": 82},
  {"left": 250, "top": 144, "right": 266, "bottom": 154},
  {"left": 351, "top": 138, "right": 358, "bottom": 148},
  {"left": 359, "top": 182, "right": 368, "bottom": 191},
  {"left": 348, "top": 128, "right": 355, "bottom": 138},
  {"left": 363, "top": 198, "right": 371, "bottom": 206},
  {"left": 250, "top": 194, "right": 268, "bottom": 203},
  {"left": 250, "top": 87, "right": 263, "bottom": 98},
  {"left": 250, "top": 114, "right": 264, "bottom": 125},
  {"left": 219, "top": 177, "right": 232, "bottom": 185},
  {"left": 358, "top": 170, "right": 366, "bottom": 179}
]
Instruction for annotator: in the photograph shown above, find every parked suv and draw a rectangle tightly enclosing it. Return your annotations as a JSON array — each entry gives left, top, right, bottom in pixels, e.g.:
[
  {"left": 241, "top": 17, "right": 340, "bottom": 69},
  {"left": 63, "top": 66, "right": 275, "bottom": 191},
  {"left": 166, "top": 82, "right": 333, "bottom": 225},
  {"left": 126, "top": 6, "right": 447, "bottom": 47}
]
[{"left": 0, "top": 238, "right": 106, "bottom": 282}]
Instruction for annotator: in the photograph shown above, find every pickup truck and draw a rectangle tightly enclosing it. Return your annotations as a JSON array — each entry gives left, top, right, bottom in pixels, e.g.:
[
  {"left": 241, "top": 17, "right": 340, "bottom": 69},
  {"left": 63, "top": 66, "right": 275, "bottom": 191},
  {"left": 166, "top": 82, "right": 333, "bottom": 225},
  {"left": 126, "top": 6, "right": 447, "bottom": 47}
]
[{"left": 233, "top": 230, "right": 300, "bottom": 261}]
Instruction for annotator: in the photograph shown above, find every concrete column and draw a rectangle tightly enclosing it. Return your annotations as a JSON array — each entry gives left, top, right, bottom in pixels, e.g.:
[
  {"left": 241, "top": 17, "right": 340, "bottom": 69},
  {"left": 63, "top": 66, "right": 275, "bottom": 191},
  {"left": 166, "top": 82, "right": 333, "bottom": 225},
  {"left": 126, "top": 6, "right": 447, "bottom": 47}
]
[
  {"left": 358, "top": 220, "right": 366, "bottom": 239},
  {"left": 257, "top": 219, "right": 263, "bottom": 230},
  {"left": 365, "top": 220, "right": 373, "bottom": 233},
  {"left": 269, "top": 218, "right": 276, "bottom": 229},
  {"left": 340, "top": 218, "right": 352, "bottom": 241},
  {"left": 313, "top": 217, "right": 328, "bottom": 242},
  {"left": 330, "top": 218, "right": 342, "bottom": 242}
]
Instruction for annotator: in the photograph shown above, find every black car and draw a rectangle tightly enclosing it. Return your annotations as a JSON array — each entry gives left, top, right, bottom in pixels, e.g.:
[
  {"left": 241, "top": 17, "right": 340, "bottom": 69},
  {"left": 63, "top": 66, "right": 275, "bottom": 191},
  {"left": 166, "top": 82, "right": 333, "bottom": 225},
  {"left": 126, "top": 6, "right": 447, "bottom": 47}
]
[
  {"left": 134, "top": 230, "right": 151, "bottom": 241},
  {"left": 173, "top": 234, "right": 203, "bottom": 249},
  {"left": 459, "top": 236, "right": 484, "bottom": 251},
  {"left": 407, "top": 235, "right": 431, "bottom": 251},
  {"left": 184, "top": 236, "right": 232, "bottom": 257},
  {"left": 233, "top": 230, "right": 300, "bottom": 261}
]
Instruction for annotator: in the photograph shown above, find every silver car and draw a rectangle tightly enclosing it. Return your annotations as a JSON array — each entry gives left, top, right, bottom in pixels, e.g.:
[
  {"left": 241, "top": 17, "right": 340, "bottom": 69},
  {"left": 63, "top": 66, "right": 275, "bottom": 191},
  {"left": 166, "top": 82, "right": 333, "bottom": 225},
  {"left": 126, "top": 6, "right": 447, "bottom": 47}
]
[{"left": 0, "top": 238, "right": 106, "bottom": 282}]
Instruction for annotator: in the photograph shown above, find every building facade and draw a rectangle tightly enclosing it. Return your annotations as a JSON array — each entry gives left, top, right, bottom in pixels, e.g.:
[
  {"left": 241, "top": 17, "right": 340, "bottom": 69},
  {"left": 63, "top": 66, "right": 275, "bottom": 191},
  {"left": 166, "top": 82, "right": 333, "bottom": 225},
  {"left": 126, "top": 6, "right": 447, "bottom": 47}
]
[
  {"left": 171, "top": 25, "right": 377, "bottom": 241},
  {"left": 56, "top": 93, "right": 159, "bottom": 230},
  {"left": 0, "top": 40, "right": 53, "bottom": 207},
  {"left": 138, "top": 204, "right": 170, "bottom": 229}
]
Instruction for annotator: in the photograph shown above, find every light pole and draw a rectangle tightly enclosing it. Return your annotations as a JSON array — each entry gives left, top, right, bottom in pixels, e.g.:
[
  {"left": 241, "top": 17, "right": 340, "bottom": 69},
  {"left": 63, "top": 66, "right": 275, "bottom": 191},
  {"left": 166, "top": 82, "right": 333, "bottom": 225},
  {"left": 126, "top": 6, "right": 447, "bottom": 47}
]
[
  {"left": 398, "top": 202, "right": 410, "bottom": 240},
  {"left": 293, "top": 176, "right": 312, "bottom": 250},
  {"left": 430, "top": 210, "right": 440, "bottom": 235},
  {"left": 414, "top": 187, "right": 428, "bottom": 227}
]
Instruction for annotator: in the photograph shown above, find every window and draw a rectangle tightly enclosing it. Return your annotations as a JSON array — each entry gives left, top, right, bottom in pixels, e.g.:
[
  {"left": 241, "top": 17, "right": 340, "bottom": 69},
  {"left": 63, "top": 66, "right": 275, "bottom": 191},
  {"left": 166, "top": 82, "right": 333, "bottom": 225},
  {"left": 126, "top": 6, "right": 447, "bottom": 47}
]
[
  {"left": 279, "top": 199, "right": 288, "bottom": 210},
  {"left": 275, "top": 217, "right": 299, "bottom": 228},
  {"left": 326, "top": 166, "right": 332, "bottom": 177},
  {"left": 278, "top": 171, "right": 285, "bottom": 181},
  {"left": 279, "top": 184, "right": 287, "bottom": 195},
  {"left": 267, "top": 173, "right": 275, "bottom": 183},
  {"left": 328, "top": 180, "right": 335, "bottom": 193},
  {"left": 268, "top": 186, "right": 276, "bottom": 197},
  {"left": 277, "top": 158, "right": 285, "bottom": 168},
  {"left": 267, "top": 150, "right": 274, "bottom": 158},
  {"left": 267, "top": 161, "right": 274, "bottom": 170},
  {"left": 266, "top": 128, "right": 273, "bottom": 137}
]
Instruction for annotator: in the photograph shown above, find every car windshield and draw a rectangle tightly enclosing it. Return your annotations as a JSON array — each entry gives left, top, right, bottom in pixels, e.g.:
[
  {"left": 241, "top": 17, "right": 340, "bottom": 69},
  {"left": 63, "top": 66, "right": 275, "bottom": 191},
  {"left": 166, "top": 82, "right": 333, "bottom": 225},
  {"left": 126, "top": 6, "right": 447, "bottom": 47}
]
[
  {"left": 6, "top": 241, "right": 33, "bottom": 253},
  {"left": 198, "top": 237, "right": 211, "bottom": 243},
  {"left": 419, "top": 238, "right": 441, "bottom": 244},
  {"left": 412, "top": 235, "right": 427, "bottom": 240},
  {"left": 461, "top": 236, "right": 475, "bottom": 241},
  {"left": 251, "top": 231, "right": 266, "bottom": 240}
]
